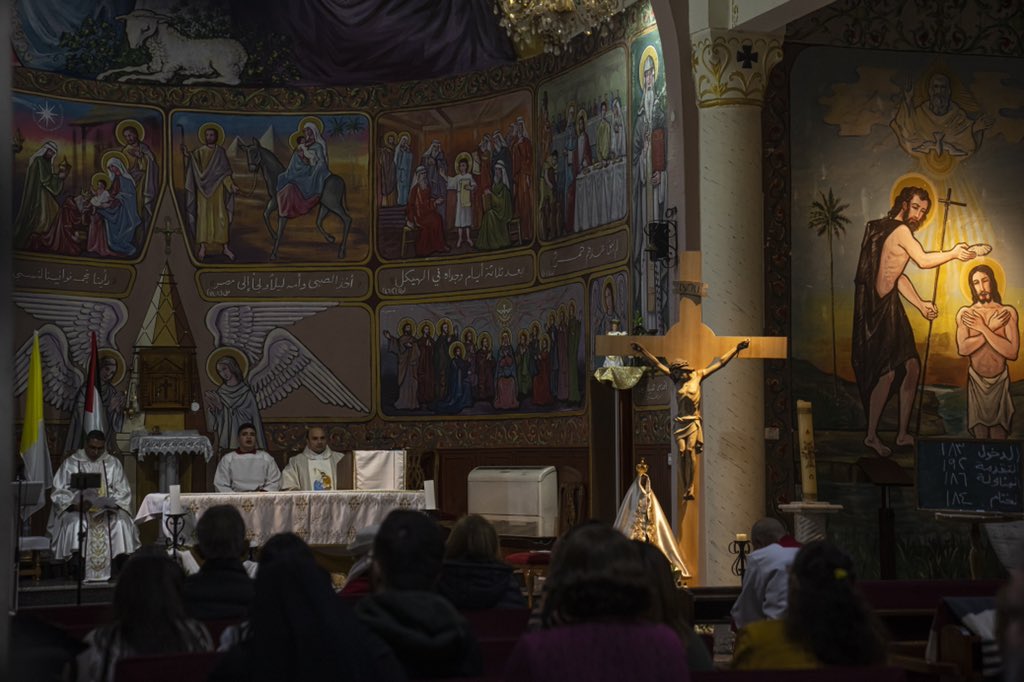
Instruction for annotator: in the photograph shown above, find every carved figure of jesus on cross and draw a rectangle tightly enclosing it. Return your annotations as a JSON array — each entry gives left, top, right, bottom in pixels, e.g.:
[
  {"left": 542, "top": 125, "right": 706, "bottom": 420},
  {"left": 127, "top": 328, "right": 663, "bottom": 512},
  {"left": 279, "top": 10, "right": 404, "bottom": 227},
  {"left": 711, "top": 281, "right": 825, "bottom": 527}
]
[{"left": 596, "top": 252, "right": 787, "bottom": 548}]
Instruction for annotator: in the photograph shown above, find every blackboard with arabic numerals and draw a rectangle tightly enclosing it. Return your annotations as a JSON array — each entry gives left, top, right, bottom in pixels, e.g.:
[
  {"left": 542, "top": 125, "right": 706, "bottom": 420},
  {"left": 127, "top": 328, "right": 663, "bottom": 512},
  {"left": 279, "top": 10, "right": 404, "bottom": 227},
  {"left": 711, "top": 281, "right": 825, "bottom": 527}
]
[{"left": 916, "top": 439, "right": 1023, "bottom": 514}]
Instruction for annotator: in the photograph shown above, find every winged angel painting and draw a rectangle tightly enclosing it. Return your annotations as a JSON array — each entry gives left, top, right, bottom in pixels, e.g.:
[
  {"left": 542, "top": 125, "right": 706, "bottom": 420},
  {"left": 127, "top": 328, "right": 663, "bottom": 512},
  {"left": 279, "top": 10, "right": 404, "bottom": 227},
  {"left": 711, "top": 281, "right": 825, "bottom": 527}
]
[
  {"left": 205, "top": 303, "right": 369, "bottom": 450},
  {"left": 14, "top": 293, "right": 128, "bottom": 454}
]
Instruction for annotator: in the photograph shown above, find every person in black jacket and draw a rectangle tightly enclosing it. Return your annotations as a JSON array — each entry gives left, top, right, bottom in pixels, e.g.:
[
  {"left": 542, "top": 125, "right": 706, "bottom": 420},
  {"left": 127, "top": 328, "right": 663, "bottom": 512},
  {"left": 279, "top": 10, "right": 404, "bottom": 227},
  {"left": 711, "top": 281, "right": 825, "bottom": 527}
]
[
  {"left": 183, "top": 504, "right": 253, "bottom": 620},
  {"left": 438, "top": 514, "right": 526, "bottom": 610}
]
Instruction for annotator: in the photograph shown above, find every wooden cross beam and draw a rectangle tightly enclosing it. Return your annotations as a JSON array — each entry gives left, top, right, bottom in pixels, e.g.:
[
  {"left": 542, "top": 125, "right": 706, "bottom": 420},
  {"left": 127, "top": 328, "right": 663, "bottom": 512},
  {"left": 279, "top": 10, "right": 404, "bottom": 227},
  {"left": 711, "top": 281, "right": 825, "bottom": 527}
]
[{"left": 596, "top": 251, "right": 787, "bottom": 366}]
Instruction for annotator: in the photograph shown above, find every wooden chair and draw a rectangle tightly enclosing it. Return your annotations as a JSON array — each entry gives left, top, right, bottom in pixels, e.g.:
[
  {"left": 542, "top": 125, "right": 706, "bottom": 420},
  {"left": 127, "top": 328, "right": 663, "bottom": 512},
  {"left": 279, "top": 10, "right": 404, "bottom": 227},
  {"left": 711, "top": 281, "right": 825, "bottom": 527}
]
[{"left": 400, "top": 222, "right": 418, "bottom": 257}]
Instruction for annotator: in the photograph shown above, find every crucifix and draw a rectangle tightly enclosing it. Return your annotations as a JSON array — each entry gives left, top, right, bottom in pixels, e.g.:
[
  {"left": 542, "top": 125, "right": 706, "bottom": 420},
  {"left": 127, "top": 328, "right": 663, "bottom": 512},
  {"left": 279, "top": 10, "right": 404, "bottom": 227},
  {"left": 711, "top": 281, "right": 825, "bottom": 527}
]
[{"left": 596, "top": 251, "right": 787, "bottom": 571}]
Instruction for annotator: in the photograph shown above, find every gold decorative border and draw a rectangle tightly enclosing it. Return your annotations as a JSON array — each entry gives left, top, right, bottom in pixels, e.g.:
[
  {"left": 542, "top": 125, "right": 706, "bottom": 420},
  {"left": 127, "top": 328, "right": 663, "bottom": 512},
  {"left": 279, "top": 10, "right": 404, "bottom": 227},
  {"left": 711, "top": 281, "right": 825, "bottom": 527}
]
[{"left": 691, "top": 30, "right": 783, "bottom": 108}]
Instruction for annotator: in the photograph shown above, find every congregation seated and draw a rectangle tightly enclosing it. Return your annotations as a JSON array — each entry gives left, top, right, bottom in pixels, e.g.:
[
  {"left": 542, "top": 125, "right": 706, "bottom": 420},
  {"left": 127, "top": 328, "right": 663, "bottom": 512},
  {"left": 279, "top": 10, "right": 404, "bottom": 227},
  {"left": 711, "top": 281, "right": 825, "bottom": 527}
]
[
  {"left": 505, "top": 522, "right": 690, "bottom": 681},
  {"left": 211, "top": 532, "right": 404, "bottom": 681},
  {"left": 183, "top": 505, "right": 253, "bottom": 621},
  {"left": 48, "top": 429, "right": 140, "bottom": 582},
  {"left": 635, "top": 540, "right": 713, "bottom": 672},
  {"left": 77, "top": 551, "right": 213, "bottom": 682},
  {"left": 730, "top": 517, "right": 800, "bottom": 630},
  {"left": 214, "top": 423, "right": 281, "bottom": 493},
  {"left": 281, "top": 426, "right": 352, "bottom": 491},
  {"left": 732, "top": 540, "right": 887, "bottom": 670},
  {"left": 438, "top": 514, "right": 527, "bottom": 611},
  {"left": 354, "top": 509, "right": 483, "bottom": 679}
]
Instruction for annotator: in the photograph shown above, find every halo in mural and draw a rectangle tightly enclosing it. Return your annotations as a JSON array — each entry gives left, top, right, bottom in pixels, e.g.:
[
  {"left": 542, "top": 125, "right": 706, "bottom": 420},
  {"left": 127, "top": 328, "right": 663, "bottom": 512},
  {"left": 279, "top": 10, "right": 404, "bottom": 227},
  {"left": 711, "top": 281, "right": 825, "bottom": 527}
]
[
  {"left": 478, "top": 331, "right": 492, "bottom": 349},
  {"left": 889, "top": 172, "right": 939, "bottom": 233},
  {"left": 114, "top": 118, "right": 146, "bottom": 145},
  {"left": 297, "top": 116, "right": 324, "bottom": 135},
  {"left": 100, "top": 150, "right": 129, "bottom": 172},
  {"left": 418, "top": 319, "right": 435, "bottom": 337},
  {"left": 958, "top": 256, "right": 1006, "bottom": 305},
  {"left": 97, "top": 348, "right": 127, "bottom": 386},
  {"left": 449, "top": 340, "right": 466, "bottom": 359},
  {"left": 639, "top": 44, "right": 659, "bottom": 83},
  {"left": 384, "top": 131, "right": 397, "bottom": 146},
  {"left": 398, "top": 131, "right": 411, "bottom": 146},
  {"left": 436, "top": 316, "right": 454, "bottom": 336},
  {"left": 576, "top": 109, "right": 588, "bottom": 131},
  {"left": 461, "top": 326, "right": 477, "bottom": 344},
  {"left": 90, "top": 171, "right": 110, "bottom": 191},
  {"left": 289, "top": 131, "right": 303, "bottom": 150},
  {"left": 454, "top": 151, "right": 472, "bottom": 170},
  {"left": 206, "top": 347, "right": 250, "bottom": 385},
  {"left": 397, "top": 317, "right": 416, "bottom": 334},
  {"left": 197, "top": 122, "right": 226, "bottom": 144}
]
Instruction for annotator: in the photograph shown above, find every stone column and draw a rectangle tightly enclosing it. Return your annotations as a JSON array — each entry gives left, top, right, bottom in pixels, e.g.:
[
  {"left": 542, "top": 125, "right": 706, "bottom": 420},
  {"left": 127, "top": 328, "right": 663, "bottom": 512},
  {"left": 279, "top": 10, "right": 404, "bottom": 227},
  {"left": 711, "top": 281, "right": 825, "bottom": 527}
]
[{"left": 691, "top": 29, "right": 782, "bottom": 586}]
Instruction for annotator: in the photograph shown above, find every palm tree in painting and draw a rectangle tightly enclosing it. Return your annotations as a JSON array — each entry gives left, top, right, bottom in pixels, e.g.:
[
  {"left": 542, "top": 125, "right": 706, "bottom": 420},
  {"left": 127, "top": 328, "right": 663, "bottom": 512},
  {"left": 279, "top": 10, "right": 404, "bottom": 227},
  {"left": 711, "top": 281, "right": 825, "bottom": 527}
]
[{"left": 808, "top": 188, "right": 850, "bottom": 397}]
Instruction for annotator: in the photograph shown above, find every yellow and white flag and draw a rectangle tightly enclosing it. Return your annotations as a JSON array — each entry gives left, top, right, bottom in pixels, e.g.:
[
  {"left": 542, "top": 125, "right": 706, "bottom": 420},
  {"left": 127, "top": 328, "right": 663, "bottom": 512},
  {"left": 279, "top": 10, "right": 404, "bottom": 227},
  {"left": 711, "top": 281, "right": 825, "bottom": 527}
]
[{"left": 20, "top": 331, "right": 53, "bottom": 519}]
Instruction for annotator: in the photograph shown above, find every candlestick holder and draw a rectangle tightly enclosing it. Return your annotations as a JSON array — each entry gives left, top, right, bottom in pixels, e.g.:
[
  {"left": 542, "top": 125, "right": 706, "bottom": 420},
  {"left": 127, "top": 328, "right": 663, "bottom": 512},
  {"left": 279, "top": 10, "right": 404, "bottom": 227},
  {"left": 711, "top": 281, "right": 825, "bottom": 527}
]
[
  {"left": 164, "top": 512, "right": 189, "bottom": 552},
  {"left": 729, "top": 537, "right": 751, "bottom": 578}
]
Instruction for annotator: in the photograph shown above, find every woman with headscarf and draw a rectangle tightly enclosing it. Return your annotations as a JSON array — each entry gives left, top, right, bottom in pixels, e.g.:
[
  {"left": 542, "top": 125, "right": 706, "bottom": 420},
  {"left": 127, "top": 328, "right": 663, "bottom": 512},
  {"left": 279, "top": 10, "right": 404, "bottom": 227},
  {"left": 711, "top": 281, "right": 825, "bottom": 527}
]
[
  {"left": 276, "top": 121, "right": 330, "bottom": 219},
  {"left": 95, "top": 157, "right": 142, "bottom": 256}
]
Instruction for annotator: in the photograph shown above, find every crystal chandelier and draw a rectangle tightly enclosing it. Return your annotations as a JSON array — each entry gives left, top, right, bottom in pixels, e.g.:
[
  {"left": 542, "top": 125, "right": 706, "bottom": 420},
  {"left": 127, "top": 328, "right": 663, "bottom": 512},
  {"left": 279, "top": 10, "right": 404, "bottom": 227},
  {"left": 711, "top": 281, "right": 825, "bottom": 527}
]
[{"left": 495, "top": 0, "right": 624, "bottom": 56}]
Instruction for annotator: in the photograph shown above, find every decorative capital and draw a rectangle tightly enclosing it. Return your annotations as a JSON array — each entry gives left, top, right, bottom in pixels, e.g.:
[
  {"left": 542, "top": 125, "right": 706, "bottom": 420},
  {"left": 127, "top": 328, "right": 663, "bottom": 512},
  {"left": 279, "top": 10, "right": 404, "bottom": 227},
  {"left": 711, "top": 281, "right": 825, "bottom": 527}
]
[{"left": 690, "top": 29, "right": 783, "bottom": 108}]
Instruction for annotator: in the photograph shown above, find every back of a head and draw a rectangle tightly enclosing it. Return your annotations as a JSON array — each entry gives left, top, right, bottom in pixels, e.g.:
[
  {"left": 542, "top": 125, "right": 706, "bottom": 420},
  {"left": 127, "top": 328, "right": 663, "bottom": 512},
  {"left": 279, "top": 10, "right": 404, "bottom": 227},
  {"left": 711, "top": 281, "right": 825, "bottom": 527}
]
[
  {"left": 786, "top": 540, "right": 886, "bottom": 666},
  {"left": 113, "top": 553, "right": 192, "bottom": 653},
  {"left": 259, "top": 532, "right": 314, "bottom": 566},
  {"left": 750, "top": 517, "right": 786, "bottom": 549},
  {"left": 197, "top": 505, "right": 247, "bottom": 561},
  {"left": 445, "top": 514, "right": 500, "bottom": 562},
  {"left": 634, "top": 540, "right": 691, "bottom": 638},
  {"left": 374, "top": 509, "right": 444, "bottom": 591},
  {"left": 543, "top": 522, "right": 650, "bottom": 625}
]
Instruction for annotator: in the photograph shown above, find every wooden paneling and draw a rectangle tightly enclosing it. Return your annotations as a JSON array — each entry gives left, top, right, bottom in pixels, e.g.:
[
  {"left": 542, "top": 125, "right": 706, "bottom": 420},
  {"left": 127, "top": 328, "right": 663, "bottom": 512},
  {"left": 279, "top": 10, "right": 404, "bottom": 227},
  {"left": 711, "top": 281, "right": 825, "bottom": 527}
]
[{"left": 437, "top": 447, "right": 589, "bottom": 518}]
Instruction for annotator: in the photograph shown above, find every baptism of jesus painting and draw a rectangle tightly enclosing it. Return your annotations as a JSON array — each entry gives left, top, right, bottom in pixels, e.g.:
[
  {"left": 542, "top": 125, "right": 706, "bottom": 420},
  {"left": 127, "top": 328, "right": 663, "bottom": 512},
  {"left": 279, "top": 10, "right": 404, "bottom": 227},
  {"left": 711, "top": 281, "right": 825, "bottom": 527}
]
[{"left": 789, "top": 47, "right": 1024, "bottom": 456}]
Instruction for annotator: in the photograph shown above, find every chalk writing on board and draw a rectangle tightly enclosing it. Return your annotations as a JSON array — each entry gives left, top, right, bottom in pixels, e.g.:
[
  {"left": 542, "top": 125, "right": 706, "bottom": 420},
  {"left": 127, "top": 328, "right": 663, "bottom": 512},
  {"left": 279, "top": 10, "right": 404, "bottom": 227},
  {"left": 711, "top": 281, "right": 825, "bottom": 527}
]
[{"left": 917, "top": 439, "right": 1022, "bottom": 514}]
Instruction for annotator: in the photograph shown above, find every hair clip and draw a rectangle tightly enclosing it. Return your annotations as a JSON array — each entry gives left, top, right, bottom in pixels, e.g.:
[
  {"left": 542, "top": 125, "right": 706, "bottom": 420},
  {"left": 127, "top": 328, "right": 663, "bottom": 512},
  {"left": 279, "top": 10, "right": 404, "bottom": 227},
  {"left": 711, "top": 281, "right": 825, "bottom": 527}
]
[{"left": 834, "top": 567, "right": 848, "bottom": 580}]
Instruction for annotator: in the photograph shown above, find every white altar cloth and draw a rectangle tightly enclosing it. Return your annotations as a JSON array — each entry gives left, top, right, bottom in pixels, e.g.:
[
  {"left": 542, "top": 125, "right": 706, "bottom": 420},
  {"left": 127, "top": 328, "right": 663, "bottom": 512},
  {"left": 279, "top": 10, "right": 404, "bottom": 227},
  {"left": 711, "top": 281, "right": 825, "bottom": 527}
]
[{"left": 135, "top": 490, "right": 425, "bottom": 546}]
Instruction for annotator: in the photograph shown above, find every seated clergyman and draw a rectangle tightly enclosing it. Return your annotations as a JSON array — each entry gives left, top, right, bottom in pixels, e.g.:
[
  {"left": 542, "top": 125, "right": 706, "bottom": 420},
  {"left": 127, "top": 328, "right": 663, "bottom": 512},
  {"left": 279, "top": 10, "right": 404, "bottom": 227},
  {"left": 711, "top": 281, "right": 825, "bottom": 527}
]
[
  {"left": 214, "top": 423, "right": 282, "bottom": 493},
  {"left": 47, "top": 429, "right": 141, "bottom": 582},
  {"left": 281, "top": 426, "right": 350, "bottom": 491}
]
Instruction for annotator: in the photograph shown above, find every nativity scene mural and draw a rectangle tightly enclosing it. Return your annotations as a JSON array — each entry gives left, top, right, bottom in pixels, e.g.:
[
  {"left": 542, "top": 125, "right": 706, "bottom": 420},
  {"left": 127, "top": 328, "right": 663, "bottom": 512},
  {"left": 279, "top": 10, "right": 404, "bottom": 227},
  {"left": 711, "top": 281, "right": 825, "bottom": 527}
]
[
  {"left": 12, "top": 94, "right": 163, "bottom": 261},
  {"left": 376, "top": 91, "right": 535, "bottom": 260},
  {"left": 379, "top": 284, "right": 586, "bottom": 418},
  {"left": 170, "top": 111, "right": 371, "bottom": 265},
  {"left": 788, "top": 48, "right": 1024, "bottom": 576}
]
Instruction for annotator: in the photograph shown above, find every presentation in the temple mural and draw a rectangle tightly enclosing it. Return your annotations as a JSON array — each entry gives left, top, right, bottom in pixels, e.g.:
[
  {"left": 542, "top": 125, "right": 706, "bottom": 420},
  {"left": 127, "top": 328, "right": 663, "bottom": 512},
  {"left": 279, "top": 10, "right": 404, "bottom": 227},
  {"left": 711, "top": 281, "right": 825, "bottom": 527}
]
[
  {"left": 12, "top": 93, "right": 163, "bottom": 261},
  {"left": 169, "top": 111, "right": 371, "bottom": 264},
  {"left": 378, "top": 284, "right": 586, "bottom": 417},
  {"left": 376, "top": 90, "right": 534, "bottom": 260},
  {"left": 791, "top": 48, "right": 1023, "bottom": 448}
]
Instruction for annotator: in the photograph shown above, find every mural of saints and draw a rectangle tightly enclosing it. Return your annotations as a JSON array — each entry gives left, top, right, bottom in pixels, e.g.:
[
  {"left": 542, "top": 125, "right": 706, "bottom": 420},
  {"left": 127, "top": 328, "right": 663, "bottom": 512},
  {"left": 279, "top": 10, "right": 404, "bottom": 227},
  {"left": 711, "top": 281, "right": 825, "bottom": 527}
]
[{"left": 205, "top": 302, "right": 369, "bottom": 451}]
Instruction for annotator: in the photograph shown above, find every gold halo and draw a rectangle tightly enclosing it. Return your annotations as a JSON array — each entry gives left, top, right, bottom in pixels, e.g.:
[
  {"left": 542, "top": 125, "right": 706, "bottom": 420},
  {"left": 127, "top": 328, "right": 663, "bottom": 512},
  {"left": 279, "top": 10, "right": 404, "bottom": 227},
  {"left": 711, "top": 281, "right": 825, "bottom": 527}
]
[
  {"left": 398, "top": 131, "right": 411, "bottom": 145},
  {"left": 289, "top": 131, "right": 304, "bottom": 150},
  {"left": 958, "top": 257, "right": 1006, "bottom": 305},
  {"left": 499, "top": 328, "right": 512, "bottom": 345},
  {"left": 639, "top": 44, "right": 659, "bottom": 84},
  {"left": 115, "top": 119, "right": 145, "bottom": 146},
  {"left": 436, "top": 317, "right": 453, "bottom": 337},
  {"left": 384, "top": 131, "right": 397, "bottom": 146},
  {"left": 478, "top": 331, "right": 493, "bottom": 348},
  {"left": 418, "top": 319, "right": 435, "bottom": 337},
  {"left": 198, "top": 122, "right": 225, "bottom": 145},
  {"left": 455, "top": 152, "right": 472, "bottom": 170},
  {"left": 449, "top": 341, "right": 466, "bottom": 359},
  {"left": 97, "top": 349, "right": 127, "bottom": 385},
  {"left": 297, "top": 116, "right": 324, "bottom": 136},
  {"left": 206, "top": 347, "right": 249, "bottom": 385},
  {"left": 557, "top": 303, "right": 568, "bottom": 319},
  {"left": 889, "top": 173, "right": 939, "bottom": 233},
  {"left": 576, "top": 110, "right": 588, "bottom": 131},
  {"left": 530, "top": 320, "right": 542, "bottom": 336},
  {"left": 461, "top": 326, "right": 477, "bottom": 343},
  {"left": 540, "top": 332, "right": 551, "bottom": 348},
  {"left": 397, "top": 317, "right": 416, "bottom": 335},
  {"left": 90, "top": 172, "right": 110, "bottom": 191},
  {"left": 100, "top": 150, "right": 129, "bottom": 172}
]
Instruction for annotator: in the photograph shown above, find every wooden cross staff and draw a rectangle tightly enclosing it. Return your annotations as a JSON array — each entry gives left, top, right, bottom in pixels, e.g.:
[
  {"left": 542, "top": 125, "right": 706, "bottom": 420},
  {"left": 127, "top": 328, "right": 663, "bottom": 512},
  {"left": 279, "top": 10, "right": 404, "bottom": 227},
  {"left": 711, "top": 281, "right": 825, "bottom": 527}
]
[{"left": 596, "top": 252, "right": 788, "bottom": 368}]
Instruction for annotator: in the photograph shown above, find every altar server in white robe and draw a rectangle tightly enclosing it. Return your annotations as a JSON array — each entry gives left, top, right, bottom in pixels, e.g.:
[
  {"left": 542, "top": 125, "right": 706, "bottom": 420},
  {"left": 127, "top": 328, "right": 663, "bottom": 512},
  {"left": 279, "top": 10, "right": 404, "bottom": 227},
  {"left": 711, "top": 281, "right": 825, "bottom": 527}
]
[
  {"left": 214, "top": 423, "right": 282, "bottom": 492},
  {"left": 48, "top": 430, "right": 141, "bottom": 582},
  {"left": 281, "top": 426, "right": 351, "bottom": 491}
]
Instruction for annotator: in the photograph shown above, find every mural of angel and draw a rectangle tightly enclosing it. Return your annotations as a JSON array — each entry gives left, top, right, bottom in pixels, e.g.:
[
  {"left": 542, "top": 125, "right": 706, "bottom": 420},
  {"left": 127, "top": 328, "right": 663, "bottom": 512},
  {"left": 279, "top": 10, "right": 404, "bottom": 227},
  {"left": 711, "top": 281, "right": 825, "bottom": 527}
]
[
  {"left": 13, "top": 294, "right": 129, "bottom": 454},
  {"left": 205, "top": 302, "right": 370, "bottom": 451}
]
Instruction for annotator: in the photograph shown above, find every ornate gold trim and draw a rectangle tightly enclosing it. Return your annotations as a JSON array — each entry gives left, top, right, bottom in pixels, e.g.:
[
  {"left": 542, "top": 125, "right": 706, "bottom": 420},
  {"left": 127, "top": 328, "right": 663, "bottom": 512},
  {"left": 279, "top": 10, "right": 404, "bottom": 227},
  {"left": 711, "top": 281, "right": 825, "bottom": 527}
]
[{"left": 691, "top": 30, "right": 783, "bottom": 108}]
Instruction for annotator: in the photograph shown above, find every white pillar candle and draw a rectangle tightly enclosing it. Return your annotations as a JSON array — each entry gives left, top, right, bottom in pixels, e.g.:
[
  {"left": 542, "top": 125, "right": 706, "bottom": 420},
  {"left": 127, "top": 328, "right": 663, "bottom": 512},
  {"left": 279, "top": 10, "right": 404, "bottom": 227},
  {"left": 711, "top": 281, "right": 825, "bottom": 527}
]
[
  {"left": 168, "top": 485, "right": 182, "bottom": 515},
  {"left": 796, "top": 400, "right": 818, "bottom": 502}
]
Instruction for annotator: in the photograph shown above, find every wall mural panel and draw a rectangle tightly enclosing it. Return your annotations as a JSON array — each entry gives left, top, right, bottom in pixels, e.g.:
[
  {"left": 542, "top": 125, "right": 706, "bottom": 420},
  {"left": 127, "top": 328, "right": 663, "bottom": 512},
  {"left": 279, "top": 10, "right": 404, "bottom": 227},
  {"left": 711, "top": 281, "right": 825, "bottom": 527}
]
[
  {"left": 13, "top": 93, "right": 163, "bottom": 261},
  {"left": 169, "top": 111, "right": 371, "bottom": 265}
]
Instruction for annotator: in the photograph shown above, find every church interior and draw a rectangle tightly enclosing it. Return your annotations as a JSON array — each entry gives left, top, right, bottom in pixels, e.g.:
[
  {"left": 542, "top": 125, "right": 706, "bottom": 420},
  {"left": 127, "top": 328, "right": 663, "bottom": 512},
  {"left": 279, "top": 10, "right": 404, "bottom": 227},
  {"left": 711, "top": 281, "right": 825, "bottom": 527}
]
[{"left": 3, "top": 0, "right": 1024, "bottom": 679}]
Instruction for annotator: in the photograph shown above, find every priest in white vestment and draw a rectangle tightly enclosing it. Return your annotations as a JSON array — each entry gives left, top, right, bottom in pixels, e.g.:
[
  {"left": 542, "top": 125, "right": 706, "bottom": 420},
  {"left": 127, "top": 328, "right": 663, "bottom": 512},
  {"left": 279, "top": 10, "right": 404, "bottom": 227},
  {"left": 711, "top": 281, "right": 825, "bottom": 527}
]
[
  {"left": 281, "top": 426, "right": 351, "bottom": 491},
  {"left": 48, "top": 430, "right": 140, "bottom": 582},
  {"left": 214, "top": 423, "right": 282, "bottom": 492}
]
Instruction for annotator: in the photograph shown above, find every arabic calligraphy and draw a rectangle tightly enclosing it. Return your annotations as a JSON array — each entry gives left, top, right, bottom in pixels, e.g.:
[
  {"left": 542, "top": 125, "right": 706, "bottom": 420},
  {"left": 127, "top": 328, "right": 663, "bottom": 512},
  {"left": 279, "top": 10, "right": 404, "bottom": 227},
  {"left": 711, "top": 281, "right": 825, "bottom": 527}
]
[
  {"left": 377, "top": 256, "right": 534, "bottom": 296},
  {"left": 14, "top": 261, "right": 126, "bottom": 293},
  {"left": 539, "top": 230, "right": 628, "bottom": 279},
  {"left": 200, "top": 271, "right": 370, "bottom": 299}
]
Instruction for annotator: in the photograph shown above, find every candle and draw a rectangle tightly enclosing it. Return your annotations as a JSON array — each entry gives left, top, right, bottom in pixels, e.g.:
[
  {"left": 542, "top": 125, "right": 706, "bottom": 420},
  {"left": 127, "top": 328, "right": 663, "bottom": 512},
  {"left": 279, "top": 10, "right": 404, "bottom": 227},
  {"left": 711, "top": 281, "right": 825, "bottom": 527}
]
[
  {"left": 735, "top": 533, "right": 748, "bottom": 542},
  {"left": 168, "top": 485, "right": 182, "bottom": 515},
  {"left": 796, "top": 400, "right": 819, "bottom": 502}
]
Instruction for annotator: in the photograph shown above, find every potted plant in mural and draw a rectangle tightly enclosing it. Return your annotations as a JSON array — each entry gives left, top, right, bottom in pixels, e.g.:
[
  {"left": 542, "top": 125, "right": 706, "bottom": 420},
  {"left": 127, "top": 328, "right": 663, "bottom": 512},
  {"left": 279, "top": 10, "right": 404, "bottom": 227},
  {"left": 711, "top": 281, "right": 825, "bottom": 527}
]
[{"left": 808, "top": 188, "right": 850, "bottom": 398}]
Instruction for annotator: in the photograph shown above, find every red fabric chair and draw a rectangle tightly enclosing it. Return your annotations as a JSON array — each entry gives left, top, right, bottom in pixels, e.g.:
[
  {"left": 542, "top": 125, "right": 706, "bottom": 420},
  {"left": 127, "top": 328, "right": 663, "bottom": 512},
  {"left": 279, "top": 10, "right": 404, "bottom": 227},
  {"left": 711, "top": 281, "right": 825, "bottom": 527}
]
[
  {"left": 504, "top": 551, "right": 551, "bottom": 608},
  {"left": 113, "top": 651, "right": 223, "bottom": 682}
]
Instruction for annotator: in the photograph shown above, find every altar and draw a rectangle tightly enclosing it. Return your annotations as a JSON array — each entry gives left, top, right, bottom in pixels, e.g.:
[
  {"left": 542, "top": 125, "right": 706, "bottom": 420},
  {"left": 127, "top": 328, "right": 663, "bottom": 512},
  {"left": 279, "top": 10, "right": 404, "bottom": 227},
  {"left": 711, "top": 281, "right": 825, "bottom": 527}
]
[{"left": 135, "top": 490, "right": 426, "bottom": 546}]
